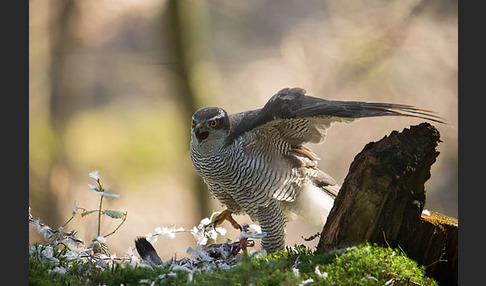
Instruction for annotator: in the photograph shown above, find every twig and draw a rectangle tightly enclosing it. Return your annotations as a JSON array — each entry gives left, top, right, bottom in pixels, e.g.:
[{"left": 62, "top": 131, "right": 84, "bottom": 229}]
[
  {"left": 302, "top": 232, "right": 321, "bottom": 241},
  {"left": 95, "top": 178, "right": 104, "bottom": 237},
  {"left": 60, "top": 205, "right": 87, "bottom": 230},
  {"left": 97, "top": 195, "right": 104, "bottom": 237},
  {"left": 59, "top": 213, "right": 76, "bottom": 230},
  {"left": 104, "top": 212, "right": 128, "bottom": 238},
  {"left": 382, "top": 230, "right": 391, "bottom": 248},
  {"left": 425, "top": 251, "right": 448, "bottom": 268}
]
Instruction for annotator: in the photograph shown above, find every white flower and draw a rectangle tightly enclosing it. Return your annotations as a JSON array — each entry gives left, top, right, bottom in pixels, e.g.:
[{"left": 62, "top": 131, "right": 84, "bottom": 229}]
[
  {"left": 126, "top": 247, "right": 139, "bottom": 266},
  {"left": 96, "top": 236, "right": 106, "bottom": 244},
  {"left": 88, "top": 183, "right": 98, "bottom": 191},
  {"left": 190, "top": 226, "right": 208, "bottom": 245},
  {"left": 188, "top": 217, "right": 230, "bottom": 246},
  {"left": 207, "top": 228, "right": 219, "bottom": 241},
  {"left": 89, "top": 170, "right": 100, "bottom": 181},
  {"left": 155, "top": 226, "right": 185, "bottom": 239},
  {"left": 215, "top": 227, "right": 227, "bottom": 236},
  {"left": 292, "top": 267, "right": 300, "bottom": 277},
  {"left": 126, "top": 246, "right": 134, "bottom": 257},
  {"left": 88, "top": 183, "right": 120, "bottom": 198},
  {"left": 99, "top": 189, "right": 120, "bottom": 198},
  {"left": 146, "top": 233, "right": 158, "bottom": 245},
  {"left": 199, "top": 217, "right": 211, "bottom": 227}
]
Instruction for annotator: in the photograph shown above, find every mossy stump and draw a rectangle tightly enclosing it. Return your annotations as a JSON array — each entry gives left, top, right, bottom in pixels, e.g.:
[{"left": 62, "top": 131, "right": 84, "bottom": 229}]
[{"left": 316, "top": 123, "right": 458, "bottom": 286}]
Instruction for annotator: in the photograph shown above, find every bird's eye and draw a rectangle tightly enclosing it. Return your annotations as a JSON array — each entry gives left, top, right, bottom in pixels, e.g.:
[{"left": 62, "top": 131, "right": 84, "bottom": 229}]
[
  {"left": 191, "top": 119, "right": 196, "bottom": 126},
  {"left": 210, "top": 120, "right": 218, "bottom": 128}
]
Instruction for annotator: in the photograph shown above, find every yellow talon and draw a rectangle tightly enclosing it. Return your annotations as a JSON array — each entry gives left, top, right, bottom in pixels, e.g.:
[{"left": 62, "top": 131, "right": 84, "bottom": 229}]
[{"left": 207, "top": 209, "right": 242, "bottom": 231}]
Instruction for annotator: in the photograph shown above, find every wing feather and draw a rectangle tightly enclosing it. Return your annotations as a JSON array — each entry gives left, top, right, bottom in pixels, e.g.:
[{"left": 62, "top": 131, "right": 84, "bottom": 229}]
[
  {"left": 225, "top": 87, "right": 445, "bottom": 147},
  {"left": 225, "top": 87, "right": 445, "bottom": 203}
]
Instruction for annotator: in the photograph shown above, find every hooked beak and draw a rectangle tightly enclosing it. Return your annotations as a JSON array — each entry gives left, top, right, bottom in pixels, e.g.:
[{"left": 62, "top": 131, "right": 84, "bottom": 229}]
[{"left": 194, "top": 124, "right": 209, "bottom": 146}]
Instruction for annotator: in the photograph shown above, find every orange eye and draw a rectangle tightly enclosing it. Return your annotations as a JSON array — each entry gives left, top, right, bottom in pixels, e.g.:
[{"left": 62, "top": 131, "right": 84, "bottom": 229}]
[
  {"left": 191, "top": 119, "right": 196, "bottom": 126},
  {"left": 210, "top": 120, "right": 218, "bottom": 127}
]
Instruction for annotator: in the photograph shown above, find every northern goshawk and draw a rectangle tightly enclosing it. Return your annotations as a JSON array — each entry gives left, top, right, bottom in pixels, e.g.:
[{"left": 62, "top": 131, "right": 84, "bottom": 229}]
[{"left": 189, "top": 87, "right": 444, "bottom": 253}]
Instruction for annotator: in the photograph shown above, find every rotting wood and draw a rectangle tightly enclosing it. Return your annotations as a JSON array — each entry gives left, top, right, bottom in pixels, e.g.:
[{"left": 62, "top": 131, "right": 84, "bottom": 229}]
[{"left": 316, "top": 123, "right": 457, "bottom": 286}]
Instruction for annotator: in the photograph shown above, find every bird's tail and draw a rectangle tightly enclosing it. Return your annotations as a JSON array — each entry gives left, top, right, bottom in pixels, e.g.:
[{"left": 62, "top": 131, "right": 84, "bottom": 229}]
[{"left": 290, "top": 182, "right": 339, "bottom": 227}]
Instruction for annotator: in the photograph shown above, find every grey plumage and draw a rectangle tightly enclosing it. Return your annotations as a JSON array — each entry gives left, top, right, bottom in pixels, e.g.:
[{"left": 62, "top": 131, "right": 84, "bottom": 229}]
[{"left": 189, "top": 87, "right": 444, "bottom": 253}]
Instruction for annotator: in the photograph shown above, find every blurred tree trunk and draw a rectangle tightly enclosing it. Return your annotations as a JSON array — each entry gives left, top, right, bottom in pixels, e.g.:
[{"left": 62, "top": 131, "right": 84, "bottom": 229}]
[
  {"left": 40, "top": 0, "right": 78, "bottom": 226},
  {"left": 162, "top": 0, "right": 222, "bottom": 220},
  {"left": 49, "top": 0, "right": 78, "bottom": 129}
]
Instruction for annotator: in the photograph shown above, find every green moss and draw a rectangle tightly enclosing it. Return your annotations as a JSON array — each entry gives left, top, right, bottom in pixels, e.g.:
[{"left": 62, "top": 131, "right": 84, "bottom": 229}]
[
  {"left": 30, "top": 243, "right": 437, "bottom": 285},
  {"left": 319, "top": 244, "right": 436, "bottom": 285}
]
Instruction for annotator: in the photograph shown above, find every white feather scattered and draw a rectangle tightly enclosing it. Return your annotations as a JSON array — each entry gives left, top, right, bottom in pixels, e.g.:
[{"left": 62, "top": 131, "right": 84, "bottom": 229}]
[
  {"left": 315, "top": 266, "right": 328, "bottom": 278},
  {"left": 300, "top": 278, "right": 314, "bottom": 285}
]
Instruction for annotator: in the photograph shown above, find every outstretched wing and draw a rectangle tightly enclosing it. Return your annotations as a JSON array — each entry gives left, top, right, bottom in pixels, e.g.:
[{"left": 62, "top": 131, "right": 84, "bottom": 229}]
[
  {"left": 225, "top": 87, "right": 445, "bottom": 148},
  {"left": 224, "top": 87, "right": 445, "bottom": 202}
]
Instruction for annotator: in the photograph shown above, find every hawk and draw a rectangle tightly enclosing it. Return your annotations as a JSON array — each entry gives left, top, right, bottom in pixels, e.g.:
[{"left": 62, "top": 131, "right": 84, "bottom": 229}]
[{"left": 189, "top": 87, "right": 444, "bottom": 253}]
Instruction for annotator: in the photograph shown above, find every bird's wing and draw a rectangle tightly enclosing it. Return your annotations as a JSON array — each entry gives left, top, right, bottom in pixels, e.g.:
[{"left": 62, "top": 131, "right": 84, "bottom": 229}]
[
  {"left": 225, "top": 87, "right": 445, "bottom": 147},
  {"left": 224, "top": 87, "right": 445, "bottom": 202}
]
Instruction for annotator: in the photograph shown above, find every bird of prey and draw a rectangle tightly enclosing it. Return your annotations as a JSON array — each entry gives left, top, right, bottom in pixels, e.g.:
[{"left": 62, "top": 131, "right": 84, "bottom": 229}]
[{"left": 189, "top": 87, "right": 444, "bottom": 253}]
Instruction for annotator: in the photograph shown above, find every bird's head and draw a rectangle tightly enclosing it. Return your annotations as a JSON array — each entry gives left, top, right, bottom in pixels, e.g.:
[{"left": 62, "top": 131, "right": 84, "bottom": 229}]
[{"left": 190, "top": 107, "right": 230, "bottom": 150}]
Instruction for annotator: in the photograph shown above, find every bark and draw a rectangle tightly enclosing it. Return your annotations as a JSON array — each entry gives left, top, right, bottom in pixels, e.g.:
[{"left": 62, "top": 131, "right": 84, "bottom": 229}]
[{"left": 316, "top": 123, "right": 457, "bottom": 286}]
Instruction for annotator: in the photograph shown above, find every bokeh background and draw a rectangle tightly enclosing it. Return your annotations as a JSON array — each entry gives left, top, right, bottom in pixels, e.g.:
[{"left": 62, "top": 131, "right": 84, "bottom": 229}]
[{"left": 29, "top": 0, "right": 457, "bottom": 261}]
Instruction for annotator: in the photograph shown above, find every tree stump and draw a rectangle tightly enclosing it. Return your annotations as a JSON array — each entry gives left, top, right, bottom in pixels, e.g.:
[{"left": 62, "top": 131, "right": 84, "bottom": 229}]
[{"left": 316, "top": 123, "right": 458, "bottom": 286}]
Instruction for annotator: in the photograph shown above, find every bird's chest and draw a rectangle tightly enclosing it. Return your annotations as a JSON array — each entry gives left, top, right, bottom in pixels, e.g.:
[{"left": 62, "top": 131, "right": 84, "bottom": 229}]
[
  {"left": 190, "top": 142, "right": 301, "bottom": 218},
  {"left": 200, "top": 147, "right": 289, "bottom": 196},
  {"left": 193, "top": 150, "right": 255, "bottom": 187}
]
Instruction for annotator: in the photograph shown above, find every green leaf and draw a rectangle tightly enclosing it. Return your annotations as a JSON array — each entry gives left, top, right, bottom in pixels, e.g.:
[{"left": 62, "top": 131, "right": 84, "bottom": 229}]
[
  {"left": 81, "top": 210, "right": 99, "bottom": 217},
  {"left": 103, "top": 210, "right": 125, "bottom": 219}
]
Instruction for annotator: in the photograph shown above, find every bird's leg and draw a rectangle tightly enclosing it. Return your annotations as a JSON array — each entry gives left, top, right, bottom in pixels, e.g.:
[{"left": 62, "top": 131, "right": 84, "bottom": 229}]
[
  {"left": 257, "top": 203, "right": 286, "bottom": 253},
  {"left": 207, "top": 209, "right": 242, "bottom": 231}
]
